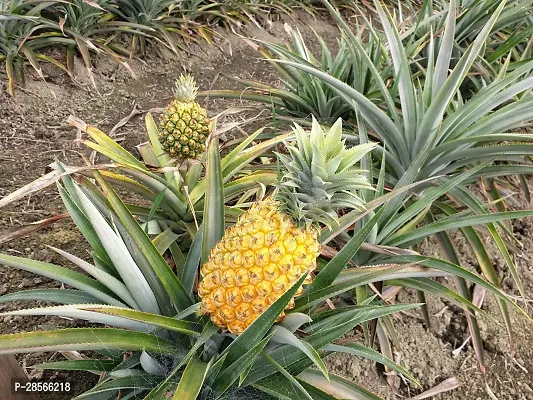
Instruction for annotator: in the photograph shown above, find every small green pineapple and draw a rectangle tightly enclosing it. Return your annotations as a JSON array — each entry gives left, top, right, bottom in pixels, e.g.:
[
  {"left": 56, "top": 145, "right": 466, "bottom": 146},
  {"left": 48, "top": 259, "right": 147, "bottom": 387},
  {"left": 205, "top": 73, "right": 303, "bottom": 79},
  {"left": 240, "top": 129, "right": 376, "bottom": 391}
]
[{"left": 158, "top": 75, "right": 211, "bottom": 159}]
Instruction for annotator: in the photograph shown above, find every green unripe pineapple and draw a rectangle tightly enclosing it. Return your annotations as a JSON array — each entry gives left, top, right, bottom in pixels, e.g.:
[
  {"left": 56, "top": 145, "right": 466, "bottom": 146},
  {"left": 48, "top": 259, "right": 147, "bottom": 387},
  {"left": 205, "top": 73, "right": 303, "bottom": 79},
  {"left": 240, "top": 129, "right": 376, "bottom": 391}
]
[{"left": 158, "top": 75, "right": 211, "bottom": 159}]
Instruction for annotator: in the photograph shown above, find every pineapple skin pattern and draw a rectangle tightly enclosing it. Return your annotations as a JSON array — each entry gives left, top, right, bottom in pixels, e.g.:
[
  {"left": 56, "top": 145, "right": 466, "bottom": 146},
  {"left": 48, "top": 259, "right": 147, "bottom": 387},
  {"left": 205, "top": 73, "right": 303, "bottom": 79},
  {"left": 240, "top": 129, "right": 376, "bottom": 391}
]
[
  {"left": 199, "top": 199, "right": 321, "bottom": 335},
  {"left": 158, "top": 99, "right": 209, "bottom": 159}
]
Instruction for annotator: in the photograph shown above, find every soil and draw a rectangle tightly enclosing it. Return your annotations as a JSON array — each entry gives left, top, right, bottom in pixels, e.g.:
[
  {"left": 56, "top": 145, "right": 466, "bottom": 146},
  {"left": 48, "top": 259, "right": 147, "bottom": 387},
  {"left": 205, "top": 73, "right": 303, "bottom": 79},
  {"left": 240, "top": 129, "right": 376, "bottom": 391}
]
[{"left": 1, "top": 10, "right": 532, "bottom": 400}]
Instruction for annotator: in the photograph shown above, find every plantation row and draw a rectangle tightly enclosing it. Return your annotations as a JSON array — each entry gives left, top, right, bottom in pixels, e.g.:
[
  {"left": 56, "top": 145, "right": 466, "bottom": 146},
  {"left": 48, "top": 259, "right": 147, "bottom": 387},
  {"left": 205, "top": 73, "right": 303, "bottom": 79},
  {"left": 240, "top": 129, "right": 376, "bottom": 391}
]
[
  {"left": 0, "top": 0, "right": 358, "bottom": 96},
  {"left": 1, "top": 0, "right": 533, "bottom": 399}
]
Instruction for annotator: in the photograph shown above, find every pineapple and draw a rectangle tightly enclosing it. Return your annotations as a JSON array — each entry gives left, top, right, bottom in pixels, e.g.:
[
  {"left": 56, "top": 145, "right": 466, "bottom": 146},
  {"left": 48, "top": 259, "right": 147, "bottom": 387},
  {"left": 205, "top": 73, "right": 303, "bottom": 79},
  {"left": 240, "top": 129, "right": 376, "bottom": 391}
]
[
  {"left": 158, "top": 74, "right": 210, "bottom": 159},
  {"left": 199, "top": 118, "right": 375, "bottom": 335}
]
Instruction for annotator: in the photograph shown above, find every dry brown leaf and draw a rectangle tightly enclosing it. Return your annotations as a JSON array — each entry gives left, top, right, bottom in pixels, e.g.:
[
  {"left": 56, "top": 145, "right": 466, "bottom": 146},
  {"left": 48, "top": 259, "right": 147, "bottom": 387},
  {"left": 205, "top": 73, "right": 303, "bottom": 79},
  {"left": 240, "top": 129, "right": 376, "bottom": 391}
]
[{"left": 409, "top": 377, "right": 462, "bottom": 399}]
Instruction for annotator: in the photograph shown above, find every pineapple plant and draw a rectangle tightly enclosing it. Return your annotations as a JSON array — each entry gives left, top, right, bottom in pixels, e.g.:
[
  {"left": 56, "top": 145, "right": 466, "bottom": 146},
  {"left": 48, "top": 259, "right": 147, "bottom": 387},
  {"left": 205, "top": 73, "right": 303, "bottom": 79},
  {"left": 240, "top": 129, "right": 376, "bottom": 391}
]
[
  {"left": 278, "top": 0, "right": 533, "bottom": 374},
  {"left": 68, "top": 111, "right": 288, "bottom": 246},
  {"left": 158, "top": 74, "right": 211, "bottom": 159},
  {"left": 0, "top": 117, "right": 432, "bottom": 399},
  {"left": 199, "top": 118, "right": 374, "bottom": 334}
]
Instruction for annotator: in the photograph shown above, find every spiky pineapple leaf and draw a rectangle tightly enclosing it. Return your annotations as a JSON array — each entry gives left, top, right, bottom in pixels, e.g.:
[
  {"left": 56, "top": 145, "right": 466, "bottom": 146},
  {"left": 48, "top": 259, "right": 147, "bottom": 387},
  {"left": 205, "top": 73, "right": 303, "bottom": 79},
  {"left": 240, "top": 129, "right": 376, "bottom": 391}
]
[
  {"left": 203, "top": 134, "right": 224, "bottom": 264},
  {"left": 0, "top": 328, "right": 183, "bottom": 355},
  {"left": 34, "top": 359, "right": 121, "bottom": 372},
  {"left": 0, "top": 253, "right": 125, "bottom": 307},
  {"left": 79, "top": 305, "right": 201, "bottom": 335},
  {"left": 174, "top": 356, "right": 210, "bottom": 400},
  {"left": 210, "top": 333, "right": 274, "bottom": 395},
  {"left": 0, "top": 289, "right": 100, "bottom": 305},
  {"left": 306, "top": 207, "right": 384, "bottom": 295},
  {"left": 298, "top": 370, "right": 383, "bottom": 400},
  {"left": 93, "top": 171, "right": 193, "bottom": 314},
  {"left": 243, "top": 303, "right": 421, "bottom": 386}
]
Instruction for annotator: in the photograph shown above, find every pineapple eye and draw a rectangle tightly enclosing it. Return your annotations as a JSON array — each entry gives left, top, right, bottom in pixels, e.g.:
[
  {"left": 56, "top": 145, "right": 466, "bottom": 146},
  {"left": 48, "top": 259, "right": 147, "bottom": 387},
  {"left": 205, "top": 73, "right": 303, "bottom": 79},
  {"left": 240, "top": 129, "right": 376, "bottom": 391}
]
[
  {"left": 268, "top": 242, "right": 285, "bottom": 262},
  {"left": 211, "top": 314, "right": 226, "bottom": 328},
  {"left": 293, "top": 245, "right": 307, "bottom": 264},
  {"left": 263, "top": 264, "right": 279, "bottom": 282},
  {"left": 221, "top": 269, "right": 236, "bottom": 288},
  {"left": 197, "top": 284, "right": 209, "bottom": 297},
  {"left": 254, "top": 247, "right": 269, "bottom": 267},
  {"left": 229, "top": 251, "right": 242, "bottom": 266},
  {"left": 210, "top": 288, "right": 226, "bottom": 307},
  {"left": 222, "top": 253, "right": 232, "bottom": 269},
  {"left": 251, "top": 297, "right": 268, "bottom": 313},
  {"left": 201, "top": 299, "right": 217, "bottom": 313},
  {"left": 256, "top": 281, "right": 273, "bottom": 297},
  {"left": 238, "top": 235, "right": 251, "bottom": 250},
  {"left": 248, "top": 266, "right": 263, "bottom": 285},
  {"left": 234, "top": 268, "right": 250, "bottom": 286},
  {"left": 249, "top": 231, "right": 265, "bottom": 250},
  {"left": 227, "top": 320, "right": 246, "bottom": 335},
  {"left": 278, "top": 255, "right": 294, "bottom": 273},
  {"left": 225, "top": 287, "right": 242, "bottom": 307},
  {"left": 264, "top": 231, "right": 279, "bottom": 247},
  {"left": 235, "top": 303, "right": 253, "bottom": 321},
  {"left": 242, "top": 250, "right": 255, "bottom": 267},
  {"left": 287, "top": 271, "right": 301, "bottom": 283},
  {"left": 217, "top": 305, "right": 236, "bottom": 323},
  {"left": 240, "top": 285, "right": 256, "bottom": 302},
  {"left": 201, "top": 270, "right": 220, "bottom": 290},
  {"left": 272, "top": 275, "right": 289, "bottom": 293},
  {"left": 283, "top": 235, "right": 297, "bottom": 253}
]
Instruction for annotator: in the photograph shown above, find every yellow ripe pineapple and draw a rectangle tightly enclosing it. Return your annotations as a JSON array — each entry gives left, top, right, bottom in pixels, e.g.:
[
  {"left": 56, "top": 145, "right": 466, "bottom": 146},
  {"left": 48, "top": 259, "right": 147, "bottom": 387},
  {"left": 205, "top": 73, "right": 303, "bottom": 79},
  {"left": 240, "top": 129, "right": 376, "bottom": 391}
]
[
  {"left": 158, "top": 75, "right": 210, "bottom": 159},
  {"left": 199, "top": 117, "right": 375, "bottom": 335}
]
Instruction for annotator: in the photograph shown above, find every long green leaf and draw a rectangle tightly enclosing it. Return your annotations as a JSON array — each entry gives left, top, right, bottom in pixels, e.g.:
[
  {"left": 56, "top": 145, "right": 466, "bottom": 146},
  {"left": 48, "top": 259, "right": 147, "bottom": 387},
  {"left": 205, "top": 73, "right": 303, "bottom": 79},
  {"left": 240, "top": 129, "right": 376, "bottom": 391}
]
[
  {"left": 210, "top": 333, "right": 274, "bottom": 395},
  {"left": 70, "top": 181, "right": 161, "bottom": 314},
  {"left": 298, "top": 370, "right": 383, "bottom": 400},
  {"left": 35, "top": 359, "right": 121, "bottom": 372},
  {"left": 0, "top": 254, "right": 125, "bottom": 307},
  {"left": 80, "top": 306, "right": 201, "bottom": 336},
  {"left": 173, "top": 356, "right": 210, "bottom": 400},
  {"left": 93, "top": 171, "right": 192, "bottom": 314},
  {"left": 0, "top": 289, "right": 100, "bottom": 305},
  {"left": 390, "top": 210, "right": 533, "bottom": 247},
  {"left": 262, "top": 352, "right": 313, "bottom": 400},
  {"left": 202, "top": 135, "right": 224, "bottom": 264},
  {"left": 0, "top": 329, "right": 182, "bottom": 355},
  {"left": 307, "top": 208, "right": 384, "bottom": 294}
]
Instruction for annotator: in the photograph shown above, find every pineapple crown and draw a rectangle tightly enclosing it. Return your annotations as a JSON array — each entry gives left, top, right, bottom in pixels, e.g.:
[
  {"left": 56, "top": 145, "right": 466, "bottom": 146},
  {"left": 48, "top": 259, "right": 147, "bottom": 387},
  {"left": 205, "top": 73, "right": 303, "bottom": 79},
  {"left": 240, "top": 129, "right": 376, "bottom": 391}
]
[
  {"left": 274, "top": 117, "right": 375, "bottom": 228},
  {"left": 173, "top": 74, "right": 198, "bottom": 102}
]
